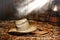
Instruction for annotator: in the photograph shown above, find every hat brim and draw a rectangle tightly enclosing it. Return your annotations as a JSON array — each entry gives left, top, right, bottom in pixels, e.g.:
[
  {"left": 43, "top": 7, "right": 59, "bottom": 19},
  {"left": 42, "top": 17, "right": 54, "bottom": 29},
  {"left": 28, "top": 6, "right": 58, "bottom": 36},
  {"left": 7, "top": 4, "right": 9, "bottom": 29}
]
[{"left": 8, "top": 25, "right": 37, "bottom": 33}]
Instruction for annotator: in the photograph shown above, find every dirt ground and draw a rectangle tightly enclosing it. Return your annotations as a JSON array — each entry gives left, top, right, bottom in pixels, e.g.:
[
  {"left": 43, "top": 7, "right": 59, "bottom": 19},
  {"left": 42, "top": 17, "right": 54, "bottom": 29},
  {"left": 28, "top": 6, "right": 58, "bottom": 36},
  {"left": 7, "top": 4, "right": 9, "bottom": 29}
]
[{"left": 0, "top": 20, "right": 60, "bottom": 40}]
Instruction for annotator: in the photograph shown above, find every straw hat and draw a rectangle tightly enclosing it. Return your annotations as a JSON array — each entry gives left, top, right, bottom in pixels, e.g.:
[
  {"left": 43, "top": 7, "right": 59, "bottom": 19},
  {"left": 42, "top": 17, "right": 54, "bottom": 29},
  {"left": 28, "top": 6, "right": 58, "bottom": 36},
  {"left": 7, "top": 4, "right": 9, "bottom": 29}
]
[{"left": 8, "top": 18, "right": 37, "bottom": 33}]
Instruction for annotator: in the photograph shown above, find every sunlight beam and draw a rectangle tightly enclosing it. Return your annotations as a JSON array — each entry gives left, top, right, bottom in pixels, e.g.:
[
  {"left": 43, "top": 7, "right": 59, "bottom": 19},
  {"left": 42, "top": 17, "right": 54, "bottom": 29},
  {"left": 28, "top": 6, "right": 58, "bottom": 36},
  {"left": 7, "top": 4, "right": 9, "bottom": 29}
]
[{"left": 17, "top": 0, "right": 50, "bottom": 16}]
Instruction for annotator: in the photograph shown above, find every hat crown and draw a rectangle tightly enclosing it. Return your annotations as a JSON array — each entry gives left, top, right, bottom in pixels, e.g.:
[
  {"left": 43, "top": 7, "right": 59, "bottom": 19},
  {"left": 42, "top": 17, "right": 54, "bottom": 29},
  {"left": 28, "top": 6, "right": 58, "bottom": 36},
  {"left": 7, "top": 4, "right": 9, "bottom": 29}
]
[{"left": 15, "top": 18, "right": 30, "bottom": 31}]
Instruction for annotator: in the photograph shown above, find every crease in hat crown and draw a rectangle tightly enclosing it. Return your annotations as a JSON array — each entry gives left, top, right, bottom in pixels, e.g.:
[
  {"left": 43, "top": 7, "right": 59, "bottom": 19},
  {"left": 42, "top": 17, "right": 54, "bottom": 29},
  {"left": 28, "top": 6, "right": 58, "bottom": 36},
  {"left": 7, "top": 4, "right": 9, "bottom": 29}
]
[{"left": 16, "top": 18, "right": 28, "bottom": 24}]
